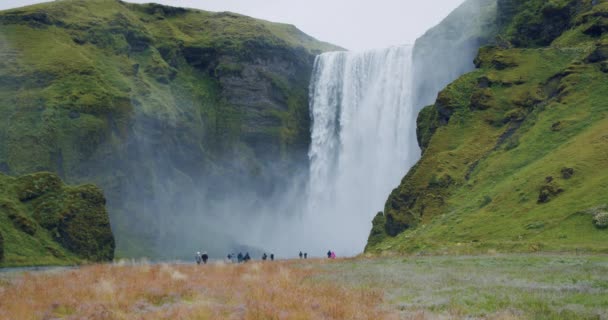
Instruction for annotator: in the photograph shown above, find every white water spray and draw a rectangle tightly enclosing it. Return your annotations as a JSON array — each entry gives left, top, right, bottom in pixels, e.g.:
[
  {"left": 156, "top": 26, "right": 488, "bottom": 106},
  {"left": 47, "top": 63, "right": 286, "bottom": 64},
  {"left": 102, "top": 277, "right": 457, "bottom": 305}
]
[{"left": 302, "top": 45, "right": 420, "bottom": 255}]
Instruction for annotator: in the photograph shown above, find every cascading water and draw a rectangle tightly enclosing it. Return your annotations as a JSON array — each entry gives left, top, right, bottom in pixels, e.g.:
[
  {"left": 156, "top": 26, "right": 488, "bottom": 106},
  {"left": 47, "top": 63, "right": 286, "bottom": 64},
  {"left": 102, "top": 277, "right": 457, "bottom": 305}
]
[{"left": 303, "top": 45, "right": 420, "bottom": 255}]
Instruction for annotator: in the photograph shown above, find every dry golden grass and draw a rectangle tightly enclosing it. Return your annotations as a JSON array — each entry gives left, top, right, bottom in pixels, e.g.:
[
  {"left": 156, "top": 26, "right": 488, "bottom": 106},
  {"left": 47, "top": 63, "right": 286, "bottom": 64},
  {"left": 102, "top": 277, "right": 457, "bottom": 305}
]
[{"left": 0, "top": 259, "right": 388, "bottom": 320}]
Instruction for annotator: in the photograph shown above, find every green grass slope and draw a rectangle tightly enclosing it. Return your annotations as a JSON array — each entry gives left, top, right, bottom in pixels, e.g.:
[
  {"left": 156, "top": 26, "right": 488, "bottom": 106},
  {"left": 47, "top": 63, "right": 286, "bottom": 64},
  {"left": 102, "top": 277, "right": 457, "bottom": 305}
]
[
  {"left": 0, "top": 0, "right": 339, "bottom": 257},
  {"left": 367, "top": 0, "right": 608, "bottom": 254},
  {"left": 0, "top": 172, "right": 114, "bottom": 267}
]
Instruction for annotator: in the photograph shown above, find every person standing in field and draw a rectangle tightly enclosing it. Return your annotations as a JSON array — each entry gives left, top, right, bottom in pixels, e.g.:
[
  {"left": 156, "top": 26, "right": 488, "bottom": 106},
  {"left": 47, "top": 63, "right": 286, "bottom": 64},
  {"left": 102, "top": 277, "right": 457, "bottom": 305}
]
[
  {"left": 330, "top": 251, "right": 336, "bottom": 259},
  {"left": 195, "top": 252, "right": 202, "bottom": 265},
  {"left": 262, "top": 253, "right": 268, "bottom": 261},
  {"left": 201, "top": 252, "right": 209, "bottom": 264},
  {"left": 327, "top": 250, "right": 331, "bottom": 258},
  {"left": 270, "top": 253, "right": 274, "bottom": 261},
  {"left": 304, "top": 253, "right": 308, "bottom": 259},
  {"left": 299, "top": 251, "right": 303, "bottom": 259}
]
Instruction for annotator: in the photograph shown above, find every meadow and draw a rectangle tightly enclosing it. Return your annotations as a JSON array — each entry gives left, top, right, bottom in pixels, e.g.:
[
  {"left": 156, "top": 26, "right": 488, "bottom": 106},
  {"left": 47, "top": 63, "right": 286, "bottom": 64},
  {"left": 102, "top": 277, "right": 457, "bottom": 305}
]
[{"left": 0, "top": 254, "right": 607, "bottom": 319}]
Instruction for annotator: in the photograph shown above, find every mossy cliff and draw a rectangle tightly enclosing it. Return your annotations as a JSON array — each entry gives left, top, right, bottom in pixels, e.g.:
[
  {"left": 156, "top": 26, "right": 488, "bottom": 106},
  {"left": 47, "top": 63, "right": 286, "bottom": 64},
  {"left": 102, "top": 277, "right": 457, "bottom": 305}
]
[
  {"left": 368, "top": 0, "right": 608, "bottom": 253},
  {"left": 0, "top": 172, "right": 114, "bottom": 266},
  {"left": 412, "top": 0, "right": 498, "bottom": 111},
  {"left": 0, "top": 0, "right": 338, "bottom": 257}
]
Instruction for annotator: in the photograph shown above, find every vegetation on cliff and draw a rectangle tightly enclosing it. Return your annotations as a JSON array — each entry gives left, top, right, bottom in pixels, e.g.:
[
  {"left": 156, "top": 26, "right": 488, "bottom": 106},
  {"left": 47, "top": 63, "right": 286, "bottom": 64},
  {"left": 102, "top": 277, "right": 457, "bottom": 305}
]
[
  {"left": 0, "top": 0, "right": 338, "bottom": 257},
  {"left": 368, "top": 0, "right": 608, "bottom": 253},
  {"left": 0, "top": 172, "right": 114, "bottom": 266}
]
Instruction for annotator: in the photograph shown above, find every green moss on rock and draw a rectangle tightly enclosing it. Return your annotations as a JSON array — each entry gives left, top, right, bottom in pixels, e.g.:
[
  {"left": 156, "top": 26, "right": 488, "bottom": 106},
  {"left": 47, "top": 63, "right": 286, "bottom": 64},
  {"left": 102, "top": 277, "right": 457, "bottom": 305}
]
[{"left": 0, "top": 172, "right": 114, "bottom": 266}]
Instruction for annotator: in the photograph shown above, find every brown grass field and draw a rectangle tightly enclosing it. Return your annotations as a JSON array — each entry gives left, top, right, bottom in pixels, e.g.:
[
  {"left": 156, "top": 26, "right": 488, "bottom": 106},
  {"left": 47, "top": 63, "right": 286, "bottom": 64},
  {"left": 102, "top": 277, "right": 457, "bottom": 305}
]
[
  {"left": 1, "top": 255, "right": 607, "bottom": 319},
  {"left": 0, "top": 259, "right": 387, "bottom": 320}
]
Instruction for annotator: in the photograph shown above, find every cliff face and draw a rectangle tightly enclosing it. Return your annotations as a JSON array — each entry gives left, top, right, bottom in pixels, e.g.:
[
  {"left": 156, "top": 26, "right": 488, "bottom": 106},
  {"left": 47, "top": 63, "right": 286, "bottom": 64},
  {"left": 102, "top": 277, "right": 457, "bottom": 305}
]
[
  {"left": 0, "top": 172, "right": 114, "bottom": 266},
  {"left": 412, "top": 0, "right": 498, "bottom": 112},
  {"left": 368, "top": 0, "right": 608, "bottom": 253},
  {"left": 0, "top": 0, "right": 339, "bottom": 257}
]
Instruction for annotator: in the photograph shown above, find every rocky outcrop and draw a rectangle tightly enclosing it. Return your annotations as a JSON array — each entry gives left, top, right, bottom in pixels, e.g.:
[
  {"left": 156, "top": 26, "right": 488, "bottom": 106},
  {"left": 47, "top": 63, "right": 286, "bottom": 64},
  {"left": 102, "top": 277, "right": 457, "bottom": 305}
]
[{"left": 0, "top": 172, "right": 114, "bottom": 265}]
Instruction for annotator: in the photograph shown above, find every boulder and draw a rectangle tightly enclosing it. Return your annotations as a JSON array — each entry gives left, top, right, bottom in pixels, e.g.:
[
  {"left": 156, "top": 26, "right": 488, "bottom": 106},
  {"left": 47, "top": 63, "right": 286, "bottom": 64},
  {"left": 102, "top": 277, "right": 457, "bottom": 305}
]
[
  {"left": 538, "top": 177, "right": 564, "bottom": 203},
  {"left": 561, "top": 167, "right": 575, "bottom": 179}
]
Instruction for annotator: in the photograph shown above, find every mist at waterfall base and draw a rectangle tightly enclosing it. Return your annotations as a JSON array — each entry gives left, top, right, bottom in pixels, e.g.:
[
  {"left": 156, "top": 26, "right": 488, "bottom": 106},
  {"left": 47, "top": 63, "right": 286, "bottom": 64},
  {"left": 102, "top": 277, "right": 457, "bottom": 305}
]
[{"left": 117, "top": 45, "right": 420, "bottom": 260}]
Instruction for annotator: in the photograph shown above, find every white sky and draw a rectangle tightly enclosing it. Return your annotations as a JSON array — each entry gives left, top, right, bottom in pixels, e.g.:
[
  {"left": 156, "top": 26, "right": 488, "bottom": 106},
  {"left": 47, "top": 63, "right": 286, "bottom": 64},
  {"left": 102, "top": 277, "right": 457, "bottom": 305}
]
[{"left": 1, "top": 0, "right": 465, "bottom": 51}]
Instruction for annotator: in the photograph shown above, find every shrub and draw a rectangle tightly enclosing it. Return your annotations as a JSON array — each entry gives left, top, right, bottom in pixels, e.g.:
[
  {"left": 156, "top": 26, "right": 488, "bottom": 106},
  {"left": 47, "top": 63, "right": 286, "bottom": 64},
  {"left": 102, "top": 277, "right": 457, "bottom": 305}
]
[{"left": 593, "top": 211, "right": 608, "bottom": 229}]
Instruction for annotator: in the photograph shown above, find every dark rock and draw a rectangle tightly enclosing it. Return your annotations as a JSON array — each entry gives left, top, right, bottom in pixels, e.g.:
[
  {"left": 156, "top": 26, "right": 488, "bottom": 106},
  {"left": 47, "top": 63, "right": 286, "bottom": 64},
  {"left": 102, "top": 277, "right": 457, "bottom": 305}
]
[
  {"left": 182, "top": 46, "right": 219, "bottom": 72},
  {"left": 416, "top": 105, "right": 440, "bottom": 153},
  {"left": 551, "top": 121, "right": 563, "bottom": 131},
  {"left": 68, "top": 111, "right": 80, "bottom": 119},
  {"left": 435, "top": 91, "right": 458, "bottom": 125},
  {"left": 583, "top": 18, "right": 608, "bottom": 37},
  {"left": 561, "top": 167, "right": 574, "bottom": 179},
  {"left": 477, "top": 76, "right": 492, "bottom": 88},
  {"left": 142, "top": 3, "right": 188, "bottom": 17},
  {"left": 585, "top": 43, "right": 608, "bottom": 63},
  {"left": 470, "top": 88, "right": 495, "bottom": 110},
  {"left": 385, "top": 213, "right": 410, "bottom": 237},
  {"left": 538, "top": 178, "right": 564, "bottom": 203},
  {"left": 0, "top": 11, "right": 58, "bottom": 28},
  {"left": 73, "top": 37, "right": 86, "bottom": 45}
]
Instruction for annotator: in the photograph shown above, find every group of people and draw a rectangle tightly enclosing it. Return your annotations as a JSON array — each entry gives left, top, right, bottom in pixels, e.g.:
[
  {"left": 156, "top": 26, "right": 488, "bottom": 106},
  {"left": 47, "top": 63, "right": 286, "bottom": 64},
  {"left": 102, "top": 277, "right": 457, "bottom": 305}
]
[
  {"left": 261, "top": 253, "right": 275, "bottom": 261},
  {"left": 195, "top": 251, "right": 209, "bottom": 265},
  {"left": 225, "top": 252, "right": 275, "bottom": 263},
  {"left": 195, "top": 250, "right": 338, "bottom": 264}
]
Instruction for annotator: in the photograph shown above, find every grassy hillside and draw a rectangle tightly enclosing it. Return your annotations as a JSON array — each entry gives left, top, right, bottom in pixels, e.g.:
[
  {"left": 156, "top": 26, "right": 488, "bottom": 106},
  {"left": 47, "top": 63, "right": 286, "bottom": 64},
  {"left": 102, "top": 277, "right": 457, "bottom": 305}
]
[
  {"left": 0, "top": 172, "right": 114, "bottom": 267},
  {"left": 0, "top": 0, "right": 339, "bottom": 257},
  {"left": 367, "top": 0, "right": 608, "bottom": 254}
]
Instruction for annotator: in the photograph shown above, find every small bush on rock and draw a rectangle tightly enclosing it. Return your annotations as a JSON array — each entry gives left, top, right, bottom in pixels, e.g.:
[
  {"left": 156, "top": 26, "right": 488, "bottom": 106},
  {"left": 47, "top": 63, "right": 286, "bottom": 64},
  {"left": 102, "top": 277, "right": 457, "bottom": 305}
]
[{"left": 593, "top": 211, "right": 608, "bottom": 229}]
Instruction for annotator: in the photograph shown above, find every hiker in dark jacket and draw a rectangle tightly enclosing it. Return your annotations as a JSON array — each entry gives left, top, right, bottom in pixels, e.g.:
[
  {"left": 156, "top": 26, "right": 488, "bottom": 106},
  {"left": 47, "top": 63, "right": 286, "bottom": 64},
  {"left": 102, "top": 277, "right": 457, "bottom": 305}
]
[
  {"left": 299, "top": 251, "right": 303, "bottom": 259},
  {"left": 201, "top": 252, "right": 209, "bottom": 264},
  {"left": 327, "top": 250, "right": 331, "bottom": 258},
  {"left": 244, "top": 252, "right": 251, "bottom": 262},
  {"left": 270, "top": 253, "right": 274, "bottom": 261},
  {"left": 237, "top": 252, "right": 244, "bottom": 263},
  {"left": 262, "top": 253, "right": 268, "bottom": 261},
  {"left": 304, "top": 253, "right": 308, "bottom": 259}
]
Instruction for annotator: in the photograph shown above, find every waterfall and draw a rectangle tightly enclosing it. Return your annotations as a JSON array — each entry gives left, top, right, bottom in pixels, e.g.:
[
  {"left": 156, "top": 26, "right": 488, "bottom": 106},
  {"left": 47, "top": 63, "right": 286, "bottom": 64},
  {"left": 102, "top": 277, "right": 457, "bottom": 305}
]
[{"left": 304, "top": 45, "right": 420, "bottom": 255}]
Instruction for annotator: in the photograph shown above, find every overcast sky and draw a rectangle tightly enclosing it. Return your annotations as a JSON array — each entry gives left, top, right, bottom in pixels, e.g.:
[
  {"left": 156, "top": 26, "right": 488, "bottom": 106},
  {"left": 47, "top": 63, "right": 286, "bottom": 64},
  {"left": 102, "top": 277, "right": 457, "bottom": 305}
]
[{"left": 1, "top": 0, "right": 465, "bottom": 51}]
